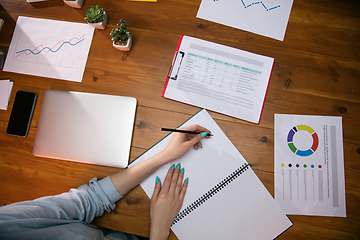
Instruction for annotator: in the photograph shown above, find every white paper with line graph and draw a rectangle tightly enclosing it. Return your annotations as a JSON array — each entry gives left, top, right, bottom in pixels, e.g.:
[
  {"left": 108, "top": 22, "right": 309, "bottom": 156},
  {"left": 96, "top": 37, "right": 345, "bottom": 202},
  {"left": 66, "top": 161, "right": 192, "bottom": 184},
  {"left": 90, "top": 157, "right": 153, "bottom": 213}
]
[
  {"left": 3, "top": 16, "right": 94, "bottom": 82},
  {"left": 197, "top": 0, "right": 294, "bottom": 41}
]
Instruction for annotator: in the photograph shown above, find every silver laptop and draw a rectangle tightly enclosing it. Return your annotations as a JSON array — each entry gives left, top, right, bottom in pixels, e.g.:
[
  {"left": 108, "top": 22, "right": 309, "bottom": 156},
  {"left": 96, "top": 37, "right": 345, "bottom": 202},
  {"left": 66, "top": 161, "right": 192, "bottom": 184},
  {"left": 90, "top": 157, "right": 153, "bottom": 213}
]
[{"left": 33, "top": 90, "right": 137, "bottom": 168}]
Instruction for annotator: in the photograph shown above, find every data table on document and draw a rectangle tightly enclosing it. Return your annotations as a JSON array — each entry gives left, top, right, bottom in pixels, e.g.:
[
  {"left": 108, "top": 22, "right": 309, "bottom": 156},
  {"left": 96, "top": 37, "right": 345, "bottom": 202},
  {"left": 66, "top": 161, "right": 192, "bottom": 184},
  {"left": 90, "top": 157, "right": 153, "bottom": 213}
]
[{"left": 180, "top": 52, "right": 262, "bottom": 97}]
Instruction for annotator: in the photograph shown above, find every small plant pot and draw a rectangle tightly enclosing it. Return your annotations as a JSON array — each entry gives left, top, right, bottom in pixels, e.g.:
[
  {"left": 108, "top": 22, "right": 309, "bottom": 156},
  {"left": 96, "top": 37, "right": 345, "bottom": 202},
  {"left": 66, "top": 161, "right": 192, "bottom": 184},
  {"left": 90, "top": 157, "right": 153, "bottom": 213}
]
[
  {"left": 112, "top": 35, "right": 132, "bottom": 51},
  {"left": 63, "top": 0, "right": 84, "bottom": 9},
  {"left": 87, "top": 11, "right": 108, "bottom": 30}
]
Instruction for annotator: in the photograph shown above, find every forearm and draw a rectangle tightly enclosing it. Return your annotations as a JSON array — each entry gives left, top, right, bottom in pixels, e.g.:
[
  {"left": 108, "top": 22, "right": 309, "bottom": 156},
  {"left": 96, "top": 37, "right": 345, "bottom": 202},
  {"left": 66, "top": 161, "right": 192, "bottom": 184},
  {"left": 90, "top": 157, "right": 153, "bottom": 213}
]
[
  {"left": 150, "top": 226, "right": 169, "bottom": 240},
  {"left": 110, "top": 150, "right": 171, "bottom": 196},
  {"left": 0, "top": 177, "right": 118, "bottom": 224}
]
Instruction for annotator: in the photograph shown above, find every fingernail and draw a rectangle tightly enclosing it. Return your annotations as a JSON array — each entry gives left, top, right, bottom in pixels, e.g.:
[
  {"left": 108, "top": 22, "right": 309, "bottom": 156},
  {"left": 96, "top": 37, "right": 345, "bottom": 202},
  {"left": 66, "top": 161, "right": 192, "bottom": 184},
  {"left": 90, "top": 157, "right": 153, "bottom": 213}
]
[
  {"left": 181, "top": 168, "right": 184, "bottom": 174},
  {"left": 201, "top": 132, "right": 208, "bottom": 138},
  {"left": 200, "top": 142, "right": 203, "bottom": 148},
  {"left": 185, "top": 178, "right": 189, "bottom": 183},
  {"left": 177, "top": 163, "right": 181, "bottom": 169},
  {"left": 171, "top": 164, "right": 175, "bottom": 170},
  {"left": 155, "top": 176, "right": 159, "bottom": 184},
  {"left": 196, "top": 145, "right": 198, "bottom": 150}
]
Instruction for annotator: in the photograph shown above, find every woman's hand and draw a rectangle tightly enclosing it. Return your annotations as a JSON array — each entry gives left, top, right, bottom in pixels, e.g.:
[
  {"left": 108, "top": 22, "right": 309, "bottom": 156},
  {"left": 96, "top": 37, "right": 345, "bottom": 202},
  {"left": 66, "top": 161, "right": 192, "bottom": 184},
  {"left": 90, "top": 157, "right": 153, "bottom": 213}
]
[
  {"left": 159, "top": 124, "right": 211, "bottom": 163},
  {"left": 150, "top": 164, "right": 188, "bottom": 240}
]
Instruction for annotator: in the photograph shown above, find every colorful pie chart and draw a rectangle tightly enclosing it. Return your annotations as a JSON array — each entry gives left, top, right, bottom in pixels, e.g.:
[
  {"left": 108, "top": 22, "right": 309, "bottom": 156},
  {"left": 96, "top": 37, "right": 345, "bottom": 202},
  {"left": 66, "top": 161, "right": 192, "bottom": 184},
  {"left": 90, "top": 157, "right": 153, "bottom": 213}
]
[{"left": 287, "top": 125, "right": 319, "bottom": 157}]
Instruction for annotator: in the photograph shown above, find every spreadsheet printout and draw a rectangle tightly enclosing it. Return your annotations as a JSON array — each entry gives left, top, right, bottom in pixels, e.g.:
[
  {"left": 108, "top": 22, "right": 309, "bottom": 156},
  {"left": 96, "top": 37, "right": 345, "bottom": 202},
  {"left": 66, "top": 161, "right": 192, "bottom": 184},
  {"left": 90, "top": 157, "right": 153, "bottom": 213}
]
[{"left": 163, "top": 36, "right": 274, "bottom": 124}]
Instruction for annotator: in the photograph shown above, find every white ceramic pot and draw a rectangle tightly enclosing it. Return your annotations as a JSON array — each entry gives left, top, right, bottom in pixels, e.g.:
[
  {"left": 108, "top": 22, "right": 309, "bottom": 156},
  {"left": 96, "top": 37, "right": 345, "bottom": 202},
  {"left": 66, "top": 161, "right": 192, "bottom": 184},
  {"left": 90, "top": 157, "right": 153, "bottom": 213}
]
[
  {"left": 112, "top": 35, "right": 132, "bottom": 51},
  {"left": 63, "top": 0, "right": 84, "bottom": 9},
  {"left": 87, "top": 11, "right": 108, "bottom": 30}
]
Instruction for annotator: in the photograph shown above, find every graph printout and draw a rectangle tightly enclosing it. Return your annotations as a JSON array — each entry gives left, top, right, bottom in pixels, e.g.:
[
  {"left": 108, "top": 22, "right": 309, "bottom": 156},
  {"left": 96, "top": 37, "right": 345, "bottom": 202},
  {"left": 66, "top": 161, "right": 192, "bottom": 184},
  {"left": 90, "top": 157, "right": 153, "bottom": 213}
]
[
  {"left": 3, "top": 16, "right": 95, "bottom": 82},
  {"left": 197, "top": 0, "right": 294, "bottom": 41},
  {"left": 274, "top": 114, "right": 346, "bottom": 217}
]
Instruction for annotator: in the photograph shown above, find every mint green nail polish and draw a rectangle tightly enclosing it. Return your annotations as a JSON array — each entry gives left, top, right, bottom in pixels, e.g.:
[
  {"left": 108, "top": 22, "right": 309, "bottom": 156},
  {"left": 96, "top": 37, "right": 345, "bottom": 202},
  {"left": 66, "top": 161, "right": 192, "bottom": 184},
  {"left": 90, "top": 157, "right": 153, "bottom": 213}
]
[
  {"left": 155, "top": 176, "right": 159, "bottom": 184},
  {"left": 200, "top": 142, "right": 203, "bottom": 148},
  {"left": 185, "top": 178, "right": 189, "bottom": 183},
  {"left": 177, "top": 163, "right": 181, "bottom": 169},
  {"left": 181, "top": 168, "right": 184, "bottom": 174},
  {"left": 196, "top": 145, "right": 198, "bottom": 150},
  {"left": 171, "top": 164, "right": 175, "bottom": 170},
  {"left": 201, "top": 132, "right": 208, "bottom": 138}
]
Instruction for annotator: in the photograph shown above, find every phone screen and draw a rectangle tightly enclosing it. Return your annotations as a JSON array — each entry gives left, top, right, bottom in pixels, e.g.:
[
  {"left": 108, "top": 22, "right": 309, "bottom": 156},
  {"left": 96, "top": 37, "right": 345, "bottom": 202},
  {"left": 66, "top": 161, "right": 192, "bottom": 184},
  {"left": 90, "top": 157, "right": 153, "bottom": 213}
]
[{"left": 6, "top": 91, "right": 37, "bottom": 137}]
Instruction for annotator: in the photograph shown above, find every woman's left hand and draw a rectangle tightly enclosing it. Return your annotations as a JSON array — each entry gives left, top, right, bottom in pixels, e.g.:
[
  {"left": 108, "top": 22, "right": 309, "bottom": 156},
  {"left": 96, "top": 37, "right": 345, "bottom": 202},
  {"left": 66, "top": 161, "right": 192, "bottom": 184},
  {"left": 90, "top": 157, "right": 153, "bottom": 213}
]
[{"left": 150, "top": 164, "right": 188, "bottom": 240}]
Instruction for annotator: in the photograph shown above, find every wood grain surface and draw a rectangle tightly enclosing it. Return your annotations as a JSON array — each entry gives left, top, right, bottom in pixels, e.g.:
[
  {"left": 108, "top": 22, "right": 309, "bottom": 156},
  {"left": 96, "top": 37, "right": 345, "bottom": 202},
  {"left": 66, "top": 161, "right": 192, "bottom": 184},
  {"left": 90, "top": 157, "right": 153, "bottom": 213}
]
[{"left": 0, "top": 0, "right": 359, "bottom": 239}]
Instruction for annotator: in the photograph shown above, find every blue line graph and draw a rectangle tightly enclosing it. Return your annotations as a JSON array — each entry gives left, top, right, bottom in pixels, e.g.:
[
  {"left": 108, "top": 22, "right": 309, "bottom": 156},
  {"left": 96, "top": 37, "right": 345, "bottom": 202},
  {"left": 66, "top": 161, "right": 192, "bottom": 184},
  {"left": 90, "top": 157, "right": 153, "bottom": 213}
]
[
  {"left": 15, "top": 35, "right": 85, "bottom": 56},
  {"left": 214, "top": 0, "right": 280, "bottom": 11}
]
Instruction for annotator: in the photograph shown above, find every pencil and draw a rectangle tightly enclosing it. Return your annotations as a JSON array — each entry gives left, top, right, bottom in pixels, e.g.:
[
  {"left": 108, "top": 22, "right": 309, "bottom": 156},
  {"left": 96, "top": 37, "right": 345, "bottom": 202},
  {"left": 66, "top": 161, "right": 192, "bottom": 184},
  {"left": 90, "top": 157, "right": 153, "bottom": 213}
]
[{"left": 161, "top": 128, "right": 212, "bottom": 136}]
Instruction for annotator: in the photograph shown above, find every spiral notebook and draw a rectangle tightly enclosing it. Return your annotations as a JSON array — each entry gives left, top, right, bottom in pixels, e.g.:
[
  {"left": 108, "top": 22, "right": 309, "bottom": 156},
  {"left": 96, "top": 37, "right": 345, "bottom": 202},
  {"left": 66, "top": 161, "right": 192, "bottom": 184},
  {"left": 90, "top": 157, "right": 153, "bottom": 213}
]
[{"left": 129, "top": 109, "right": 292, "bottom": 239}]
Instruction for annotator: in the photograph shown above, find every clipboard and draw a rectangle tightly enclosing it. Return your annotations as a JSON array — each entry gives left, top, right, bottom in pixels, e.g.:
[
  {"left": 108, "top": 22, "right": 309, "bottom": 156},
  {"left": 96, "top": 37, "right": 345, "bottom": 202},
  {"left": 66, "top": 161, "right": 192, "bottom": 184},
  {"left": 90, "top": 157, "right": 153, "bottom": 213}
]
[{"left": 162, "top": 35, "right": 274, "bottom": 124}]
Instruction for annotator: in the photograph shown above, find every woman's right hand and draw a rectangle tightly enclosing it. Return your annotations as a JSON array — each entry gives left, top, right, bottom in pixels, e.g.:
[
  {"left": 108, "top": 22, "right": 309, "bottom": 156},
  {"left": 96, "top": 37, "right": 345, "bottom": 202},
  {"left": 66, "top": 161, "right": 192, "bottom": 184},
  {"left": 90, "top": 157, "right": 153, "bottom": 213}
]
[{"left": 159, "top": 124, "right": 211, "bottom": 163}]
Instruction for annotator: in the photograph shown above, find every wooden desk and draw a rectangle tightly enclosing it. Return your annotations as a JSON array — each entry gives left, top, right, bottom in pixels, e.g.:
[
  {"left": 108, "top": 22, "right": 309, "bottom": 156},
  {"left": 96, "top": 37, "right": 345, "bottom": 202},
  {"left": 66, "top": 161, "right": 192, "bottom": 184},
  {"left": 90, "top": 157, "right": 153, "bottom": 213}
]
[{"left": 0, "top": 0, "right": 359, "bottom": 239}]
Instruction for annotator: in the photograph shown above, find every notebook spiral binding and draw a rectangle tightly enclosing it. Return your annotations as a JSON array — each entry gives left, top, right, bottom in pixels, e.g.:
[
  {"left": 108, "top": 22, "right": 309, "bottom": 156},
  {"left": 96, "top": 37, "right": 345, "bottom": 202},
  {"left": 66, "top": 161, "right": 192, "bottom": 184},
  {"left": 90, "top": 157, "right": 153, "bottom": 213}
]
[{"left": 172, "top": 163, "right": 250, "bottom": 226}]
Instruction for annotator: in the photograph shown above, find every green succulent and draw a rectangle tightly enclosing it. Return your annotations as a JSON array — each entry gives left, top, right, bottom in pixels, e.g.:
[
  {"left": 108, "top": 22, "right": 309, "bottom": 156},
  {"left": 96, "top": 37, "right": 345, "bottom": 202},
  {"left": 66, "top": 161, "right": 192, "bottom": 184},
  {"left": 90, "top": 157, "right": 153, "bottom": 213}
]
[
  {"left": 110, "top": 18, "right": 132, "bottom": 44},
  {"left": 84, "top": 5, "right": 105, "bottom": 23}
]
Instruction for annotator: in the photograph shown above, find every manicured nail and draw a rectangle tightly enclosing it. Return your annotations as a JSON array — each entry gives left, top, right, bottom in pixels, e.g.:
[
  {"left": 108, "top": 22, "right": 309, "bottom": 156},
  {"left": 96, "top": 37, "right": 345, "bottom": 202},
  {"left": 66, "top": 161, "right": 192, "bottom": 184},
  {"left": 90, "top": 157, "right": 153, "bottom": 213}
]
[
  {"left": 201, "top": 132, "right": 208, "bottom": 138},
  {"left": 196, "top": 145, "right": 198, "bottom": 150},
  {"left": 155, "top": 176, "right": 159, "bottom": 184},
  {"left": 200, "top": 142, "right": 203, "bottom": 148},
  {"left": 177, "top": 163, "right": 181, "bottom": 169},
  {"left": 181, "top": 168, "right": 184, "bottom": 174},
  {"left": 171, "top": 164, "right": 175, "bottom": 170},
  {"left": 185, "top": 178, "right": 189, "bottom": 183}
]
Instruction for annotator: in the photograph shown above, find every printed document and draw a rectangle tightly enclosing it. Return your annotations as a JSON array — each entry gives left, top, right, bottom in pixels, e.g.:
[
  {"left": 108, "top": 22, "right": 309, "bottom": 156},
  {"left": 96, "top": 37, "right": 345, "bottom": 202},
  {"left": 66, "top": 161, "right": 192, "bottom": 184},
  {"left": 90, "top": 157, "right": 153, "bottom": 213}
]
[
  {"left": 3, "top": 16, "right": 94, "bottom": 82},
  {"left": 162, "top": 36, "right": 274, "bottom": 124},
  {"left": 274, "top": 114, "right": 346, "bottom": 217},
  {"left": 197, "top": 0, "right": 294, "bottom": 41},
  {"left": 0, "top": 80, "right": 13, "bottom": 110}
]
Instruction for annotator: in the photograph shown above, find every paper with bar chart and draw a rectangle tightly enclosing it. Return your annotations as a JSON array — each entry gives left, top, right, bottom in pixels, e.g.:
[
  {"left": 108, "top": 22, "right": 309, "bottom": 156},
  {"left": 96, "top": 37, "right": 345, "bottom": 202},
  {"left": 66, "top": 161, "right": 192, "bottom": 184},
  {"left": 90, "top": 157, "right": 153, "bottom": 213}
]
[
  {"left": 197, "top": 0, "right": 294, "bottom": 41},
  {"left": 274, "top": 114, "right": 346, "bottom": 217},
  {"left": 3, "top": 16, "right": 95, "bottom": 82}
]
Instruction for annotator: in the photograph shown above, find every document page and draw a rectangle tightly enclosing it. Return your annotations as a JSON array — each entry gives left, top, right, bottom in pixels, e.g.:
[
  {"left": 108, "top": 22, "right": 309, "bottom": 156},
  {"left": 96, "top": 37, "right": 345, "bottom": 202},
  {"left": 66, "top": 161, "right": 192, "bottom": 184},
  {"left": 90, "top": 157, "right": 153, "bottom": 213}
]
[
  {"left": 197, "top": 0, "right": 294, "bottom": 41},
  {"left": 3, "top": 16, "right": 94, "bottom": 82},
  {"left": 274, "top": 114, "right": 346, "bottom": 217},
  {"left": 163, "top": 36, "right": 274, "bottom": 124},
  {"left": 0, "top": 80, "right": 13, "bottom": 110}
]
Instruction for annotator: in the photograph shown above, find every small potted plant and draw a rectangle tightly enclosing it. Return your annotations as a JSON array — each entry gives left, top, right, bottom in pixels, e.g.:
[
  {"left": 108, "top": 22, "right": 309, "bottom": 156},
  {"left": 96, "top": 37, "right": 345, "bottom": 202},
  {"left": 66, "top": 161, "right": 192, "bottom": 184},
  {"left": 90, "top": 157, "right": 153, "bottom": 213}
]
[
  {"left": 110, "top": 18, "right": 132, "bottom": 51},
  {"left": 84, "top": 5, "right": 107, "bottom": 29},
  {"left": 63, "top": 0, "right": 84, "bottom": 9}
]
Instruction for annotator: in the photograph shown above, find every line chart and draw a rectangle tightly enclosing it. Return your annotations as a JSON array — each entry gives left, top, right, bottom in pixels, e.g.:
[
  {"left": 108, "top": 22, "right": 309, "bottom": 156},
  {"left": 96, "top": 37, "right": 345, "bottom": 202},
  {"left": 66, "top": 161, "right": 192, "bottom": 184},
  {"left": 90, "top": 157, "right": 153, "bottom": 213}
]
[
  {"left": 214, "top": 0, "right": 280, "bottom": 11},
  {"left": 3, "top": 16, "right": 95, "bottom": 82},
  {"left": 15, "top": 34, "right": 85, "bottom": 57}
]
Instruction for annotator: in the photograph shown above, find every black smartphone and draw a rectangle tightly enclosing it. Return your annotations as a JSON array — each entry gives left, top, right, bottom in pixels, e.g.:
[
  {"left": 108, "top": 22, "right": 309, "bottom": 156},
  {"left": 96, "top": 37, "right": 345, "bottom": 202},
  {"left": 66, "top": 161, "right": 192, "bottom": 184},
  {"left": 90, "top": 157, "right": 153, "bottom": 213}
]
[{"left": 6, "top": 91, "right": 37, "bottom": 137}]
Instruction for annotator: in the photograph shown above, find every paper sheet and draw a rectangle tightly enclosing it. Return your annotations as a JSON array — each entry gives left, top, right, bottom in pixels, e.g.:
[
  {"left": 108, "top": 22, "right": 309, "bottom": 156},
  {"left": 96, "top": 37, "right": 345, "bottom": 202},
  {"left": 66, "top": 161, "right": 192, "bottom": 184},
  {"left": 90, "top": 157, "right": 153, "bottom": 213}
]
[
  {"left": 0, "top": 80, "right": 13, "bottom": 110},
  {"left": 3, "top": 16, "right": 94, "bottom": 82},
  {"left": 197, "top": 0, "right": 294, "bottom": 41},
  {"left": 163, "top": 36, "right": 274, "bottom": 124},
  {"left": 274, "top": 114, "right": 346, "bottom": 217}
]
